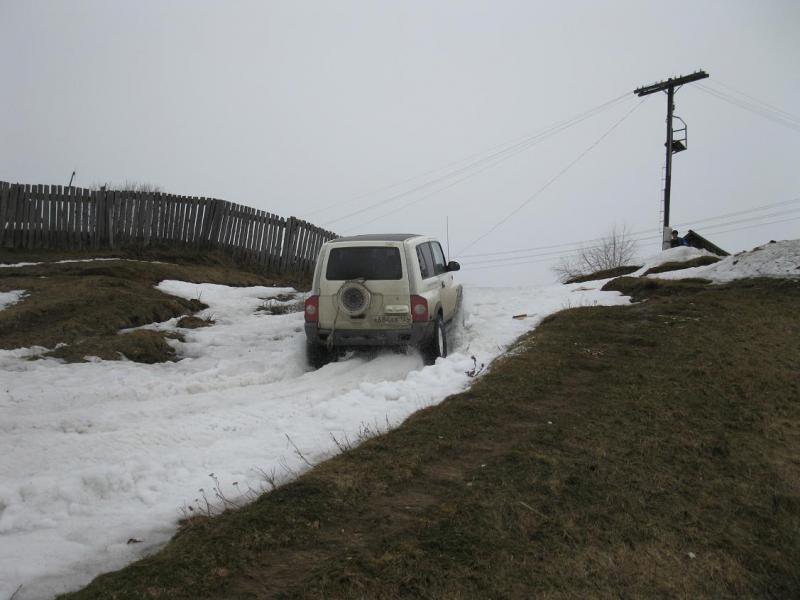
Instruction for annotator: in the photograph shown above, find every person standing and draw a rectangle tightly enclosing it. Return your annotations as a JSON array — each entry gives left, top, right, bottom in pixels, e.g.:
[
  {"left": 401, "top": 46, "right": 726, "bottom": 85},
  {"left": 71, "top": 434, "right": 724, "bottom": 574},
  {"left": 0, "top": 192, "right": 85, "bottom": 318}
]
[{"left": 670, "top": 230, "right": 688, "bottom": 248}]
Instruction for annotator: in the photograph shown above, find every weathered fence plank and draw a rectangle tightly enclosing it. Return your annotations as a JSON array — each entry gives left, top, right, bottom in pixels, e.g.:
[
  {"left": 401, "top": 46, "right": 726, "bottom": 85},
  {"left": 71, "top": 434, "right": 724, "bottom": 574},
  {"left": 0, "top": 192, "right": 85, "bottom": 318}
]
[
  {"left": 0, "top": 185, "right": 9, "bottom": 247},
  {"left": 0, "top": 180, "right": 336, "bottom": 272}
]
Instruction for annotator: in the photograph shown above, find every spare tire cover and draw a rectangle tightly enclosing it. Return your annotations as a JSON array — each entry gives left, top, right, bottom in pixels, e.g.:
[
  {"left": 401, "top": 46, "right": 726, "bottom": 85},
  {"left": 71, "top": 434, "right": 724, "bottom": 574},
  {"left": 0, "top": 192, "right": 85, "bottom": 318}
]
[{"left": 338, "top": 282, "right": 371, "bottom": 316}]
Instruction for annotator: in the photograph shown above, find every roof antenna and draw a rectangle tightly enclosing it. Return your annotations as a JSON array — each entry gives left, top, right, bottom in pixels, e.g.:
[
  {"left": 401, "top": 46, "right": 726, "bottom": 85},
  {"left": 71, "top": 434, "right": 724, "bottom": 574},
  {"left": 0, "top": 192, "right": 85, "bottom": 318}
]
[
  {"left": 67, "top": 170, "right": 76, "bottom": 187},
  {"left": 446, "top": 216, "right": 451, "bottom": 261}
]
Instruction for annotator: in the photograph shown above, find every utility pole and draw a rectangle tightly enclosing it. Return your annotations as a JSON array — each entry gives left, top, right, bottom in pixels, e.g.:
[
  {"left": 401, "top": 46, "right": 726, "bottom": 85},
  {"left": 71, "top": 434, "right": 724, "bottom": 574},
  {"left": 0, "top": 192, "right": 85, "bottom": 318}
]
[{"left": 635, "top": 70, "right": 709, "bottom": 249}]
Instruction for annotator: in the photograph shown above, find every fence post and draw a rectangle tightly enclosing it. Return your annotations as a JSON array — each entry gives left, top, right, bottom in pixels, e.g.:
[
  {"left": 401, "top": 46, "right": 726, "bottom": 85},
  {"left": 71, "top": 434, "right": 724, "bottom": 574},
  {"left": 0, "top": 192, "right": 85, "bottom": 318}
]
[
  {"left": 0, "top": 184, "right": 8, "bottom": 248},
  {"left": 279, "top": 217, "right": 295, "bottom": 273}
]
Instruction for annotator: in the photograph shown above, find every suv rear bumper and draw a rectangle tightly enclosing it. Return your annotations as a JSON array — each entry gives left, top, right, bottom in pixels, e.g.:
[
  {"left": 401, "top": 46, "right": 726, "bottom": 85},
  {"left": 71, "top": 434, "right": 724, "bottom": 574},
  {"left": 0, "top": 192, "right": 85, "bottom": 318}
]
[{"left": 305, "top": 322, "right": 434, "bottom": 348}]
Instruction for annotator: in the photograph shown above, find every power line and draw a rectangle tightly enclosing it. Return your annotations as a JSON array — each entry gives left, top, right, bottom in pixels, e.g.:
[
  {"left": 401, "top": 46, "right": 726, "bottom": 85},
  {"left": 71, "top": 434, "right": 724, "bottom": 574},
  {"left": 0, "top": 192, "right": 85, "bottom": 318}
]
[
  {"left": 321, "top": 93, "right": 634, "bottom": 227},
  {"left": 457, "top": 197, "right": 800, "bottom": 260},
  {"left": 340, "top": 105, "right": 636, "bottom": 233},
  {"left": 673, "top": 197, "right": 800, "bottom": 228},
  {"left": 712, "top": 80, "right": 800, "bottom": 124},
  {"left": 463, "top": 213, "right": 800, "bottom": 272},
  {"left": 695, "top": 82, "right": 800, "bottom": 125},
  {"left": 457, "top": 227, "right": 654, "bottom": 259},
  {"left": 694, "top": 214, "right": 800, "bottom": 239},
  {"left": 461, "top": 233, "right": 662, "bottom": 267},
  {"left": 460, "top": 204, "right": 800, "bottom": 269},
  {"left": 680, "top": 207, "right": 800, "bottom": 233},
  {"left": 694, "top": 84, "right": 800, "bottom": 133},
  {"left": 456, "top": 99, "right": 647, "bottom": 256},
  {"left": 304, "top": 93, "right": 631, "bottom": 220}
]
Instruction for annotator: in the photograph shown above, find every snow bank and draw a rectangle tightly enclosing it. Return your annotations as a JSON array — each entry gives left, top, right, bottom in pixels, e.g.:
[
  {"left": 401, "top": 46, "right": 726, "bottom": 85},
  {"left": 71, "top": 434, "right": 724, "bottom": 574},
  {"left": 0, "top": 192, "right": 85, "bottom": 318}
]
[
  {"left": 0, "top": 258, "right": 166, "bottom": 269},
  {"left": 648, "top": 239, "right": 800, "bottom": 282},
  {"left": 629, "top": 245, "right": 715, "bottom": 277},
  {"left": 0, "top": 280, "right": 630, "bottom": 599},
  {"left": 0, "top": 290, "right": 26, "bottom": 311}
]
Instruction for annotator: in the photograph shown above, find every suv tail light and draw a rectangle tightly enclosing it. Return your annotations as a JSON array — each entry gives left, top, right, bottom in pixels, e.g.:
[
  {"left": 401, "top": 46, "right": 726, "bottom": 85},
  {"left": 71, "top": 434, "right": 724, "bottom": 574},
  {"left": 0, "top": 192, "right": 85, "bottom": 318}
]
[
  {"left": 304, "top": 295, "right": 319, "bottom": 322},
  {"left": 410, "top": 295, "right": 428, "bottom": 322}
]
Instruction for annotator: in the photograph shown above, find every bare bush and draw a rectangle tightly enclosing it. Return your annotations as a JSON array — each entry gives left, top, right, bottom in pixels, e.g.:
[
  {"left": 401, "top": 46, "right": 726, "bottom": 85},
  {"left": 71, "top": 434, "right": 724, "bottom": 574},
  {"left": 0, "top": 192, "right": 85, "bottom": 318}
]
[
  {"left": 552, "top": 225, "right": 639, "bottom": 282},
  {"left": 91, "top": 180, "right": 164, "bottom": 193}
]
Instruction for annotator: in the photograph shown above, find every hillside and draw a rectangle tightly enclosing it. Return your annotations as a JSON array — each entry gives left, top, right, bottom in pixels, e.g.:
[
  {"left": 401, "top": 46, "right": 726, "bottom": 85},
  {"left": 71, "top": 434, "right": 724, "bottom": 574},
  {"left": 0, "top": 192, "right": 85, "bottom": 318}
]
[
  {"left": 57, "top": 274, "right": 800, "bottom": 599},
  {"left": 1, "top": 241, "right": 798, "bottom": 599},
  {"left": 1, "top": 250, "right": 631, "bottom": 599}
]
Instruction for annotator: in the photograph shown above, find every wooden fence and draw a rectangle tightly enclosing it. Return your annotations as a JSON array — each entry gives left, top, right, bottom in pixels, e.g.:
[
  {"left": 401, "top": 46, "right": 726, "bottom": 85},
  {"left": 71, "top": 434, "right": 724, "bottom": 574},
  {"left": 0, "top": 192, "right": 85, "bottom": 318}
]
[{"left": 0, "top": 181, "right": 337, "bottom": 274}]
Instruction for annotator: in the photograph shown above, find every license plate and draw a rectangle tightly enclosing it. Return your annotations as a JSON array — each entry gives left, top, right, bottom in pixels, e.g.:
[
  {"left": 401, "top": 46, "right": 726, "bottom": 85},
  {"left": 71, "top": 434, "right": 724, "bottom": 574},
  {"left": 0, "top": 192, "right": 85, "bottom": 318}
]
[{"left": 373, "top": 315, "right": 411, "bottom": 325}]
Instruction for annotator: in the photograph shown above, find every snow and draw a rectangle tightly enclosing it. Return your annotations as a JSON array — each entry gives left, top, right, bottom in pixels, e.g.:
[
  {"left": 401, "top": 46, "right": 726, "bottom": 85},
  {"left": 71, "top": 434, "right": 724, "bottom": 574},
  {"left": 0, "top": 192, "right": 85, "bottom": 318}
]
[
  {"left": 629, "top": 245, "right": 715, "bottom": 277},
  {"left": 0, "top": 290, "right": 26, "bottom": 311},
  {"left": 0, "top": 258, "right": 166, "bottom": 269},
  {"left": 644, "top": 239, "right": 800, "bottom": 282},
  {"left": 0, "top": 277, "right": 630, "bottom": 599},
  {"left": 2, "top": 239, "right": 798, "bottom": 598}
]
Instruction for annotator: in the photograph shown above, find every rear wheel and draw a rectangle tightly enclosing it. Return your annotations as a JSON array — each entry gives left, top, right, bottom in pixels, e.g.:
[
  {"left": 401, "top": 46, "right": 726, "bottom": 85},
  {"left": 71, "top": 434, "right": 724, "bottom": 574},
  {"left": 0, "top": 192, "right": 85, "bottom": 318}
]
[
  {"left": 306, "top": 343, "right": 332, "bottom": 369},
  {"left": 423, "top": 314, "right": 447, "bottom": 365}
]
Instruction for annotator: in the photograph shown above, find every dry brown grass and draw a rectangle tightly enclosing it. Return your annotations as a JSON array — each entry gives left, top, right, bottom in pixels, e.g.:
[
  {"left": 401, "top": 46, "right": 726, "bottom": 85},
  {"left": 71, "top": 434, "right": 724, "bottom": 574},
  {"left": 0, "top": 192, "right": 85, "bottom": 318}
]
[
  {"left": 0, "top": 251, "right": 306, "bottom": 362},
  {"left": 643, "top": 254, "right": 721, "bottom": 275},
  {"left": 177, "top": 315, "right": 215, "bottom": 329},
  {"left": 563, "top": 264, "right": 641, "bottom": 283}
]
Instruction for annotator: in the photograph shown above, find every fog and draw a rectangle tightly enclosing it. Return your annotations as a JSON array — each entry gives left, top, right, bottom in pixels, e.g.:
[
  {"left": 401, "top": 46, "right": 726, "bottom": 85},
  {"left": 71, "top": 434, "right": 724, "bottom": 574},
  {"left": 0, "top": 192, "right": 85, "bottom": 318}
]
[{"left": 2, "top": 0, "right": 798, "bottom": 285}]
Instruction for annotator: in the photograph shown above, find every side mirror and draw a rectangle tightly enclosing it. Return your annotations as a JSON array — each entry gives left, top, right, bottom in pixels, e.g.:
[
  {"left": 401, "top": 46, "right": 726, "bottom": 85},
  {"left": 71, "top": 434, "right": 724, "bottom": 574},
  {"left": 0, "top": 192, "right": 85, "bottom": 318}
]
[{"left": 447, "top": 261, "right": 461, "bottom": 272}]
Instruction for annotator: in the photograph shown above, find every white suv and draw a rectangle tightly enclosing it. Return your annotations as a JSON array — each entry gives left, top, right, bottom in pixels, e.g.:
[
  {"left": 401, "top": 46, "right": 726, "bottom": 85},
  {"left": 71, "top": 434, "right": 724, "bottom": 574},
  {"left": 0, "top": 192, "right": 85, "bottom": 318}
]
[{"left": 304, "top": 234, "right": 462, "bottom": 367}]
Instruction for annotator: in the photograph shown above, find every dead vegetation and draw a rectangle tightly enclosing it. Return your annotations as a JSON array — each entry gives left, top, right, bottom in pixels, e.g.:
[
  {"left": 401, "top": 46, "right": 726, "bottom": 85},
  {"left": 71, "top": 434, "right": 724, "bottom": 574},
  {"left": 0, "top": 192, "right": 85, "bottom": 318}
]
[
  {"left": 643, "top": 254, "right": 721, "bottom": 275},
  {"left": 44, "top": 330, "right": 181, "bottom": 363},
  {"left": 563, "top": 264, "right": 641, "bottom": 283},
  {"left": 59, "top": 276, "right": 800, "bottom": 599},
  {"left": 553, "top": 224, "right": 639, "bottom": 282},
  {"left": 176, "top": 315, "right": 215, "bottom": 329},
  {"left": 256, "top": 292, "right": 303, "bottom": 315},
  {"left": 0, "top": 250, "right": 304, "bottom": 363},
  {"left": 602, "top": 275, "right": 712, "bottom": 301}
]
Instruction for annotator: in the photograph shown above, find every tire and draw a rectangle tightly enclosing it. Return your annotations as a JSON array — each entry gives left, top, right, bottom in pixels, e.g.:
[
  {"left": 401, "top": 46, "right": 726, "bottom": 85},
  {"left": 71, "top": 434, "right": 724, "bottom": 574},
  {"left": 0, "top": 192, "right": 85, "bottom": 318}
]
[
  {"left": 337, "top": 281, "right": 371, "bottom": 317},
  {"left": 423, "top": 314, "right": 447, "bottom": 365},
  {"left": 306, "top": 343, "right": 332, "bottom": 369}
]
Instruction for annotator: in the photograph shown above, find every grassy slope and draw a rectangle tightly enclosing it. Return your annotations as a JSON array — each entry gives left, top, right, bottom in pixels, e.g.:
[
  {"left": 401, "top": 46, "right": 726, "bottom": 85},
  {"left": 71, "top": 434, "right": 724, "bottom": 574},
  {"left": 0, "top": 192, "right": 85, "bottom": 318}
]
[
  {"left": 643, "top": 255, "right": 721, "bottom": 275},
  {"left": 563, "top": 265, "right": 641, "bottom": 284},
  {"left": 58, "top": 276, "right": 800, "bottom": 599},
  {"left": 0, "top": 249, "right": 308, "bottom": 362}
]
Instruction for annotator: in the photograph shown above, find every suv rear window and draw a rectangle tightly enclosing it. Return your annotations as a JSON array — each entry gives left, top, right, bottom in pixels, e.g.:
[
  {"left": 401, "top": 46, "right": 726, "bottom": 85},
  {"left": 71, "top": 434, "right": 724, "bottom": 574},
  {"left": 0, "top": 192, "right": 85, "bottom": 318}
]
[{"left": 325, "top": 246, "right": 403, "bottom": 280}]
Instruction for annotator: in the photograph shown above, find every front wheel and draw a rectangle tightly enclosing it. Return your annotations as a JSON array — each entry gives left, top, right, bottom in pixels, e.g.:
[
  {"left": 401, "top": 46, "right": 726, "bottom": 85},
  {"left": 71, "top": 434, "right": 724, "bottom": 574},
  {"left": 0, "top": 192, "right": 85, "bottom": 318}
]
[{"left": 422, "top": 315, "right": 447, "bottom": 365}]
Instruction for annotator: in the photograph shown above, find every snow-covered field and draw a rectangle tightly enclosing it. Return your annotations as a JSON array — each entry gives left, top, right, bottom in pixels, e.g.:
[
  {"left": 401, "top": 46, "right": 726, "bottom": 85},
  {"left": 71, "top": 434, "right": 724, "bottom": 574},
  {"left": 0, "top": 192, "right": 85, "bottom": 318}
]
[
  {"left": 0, "top": 275, "right": 630, "bottom": 599},
  {"left": 1, "top": 238, "right": 796, "bottom": 599}
]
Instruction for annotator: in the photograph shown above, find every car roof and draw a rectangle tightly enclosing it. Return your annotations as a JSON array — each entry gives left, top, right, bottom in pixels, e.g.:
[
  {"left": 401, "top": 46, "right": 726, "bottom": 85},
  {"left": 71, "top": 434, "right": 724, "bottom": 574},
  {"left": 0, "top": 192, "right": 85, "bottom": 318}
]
[{"left": 331, "top": 233, "right": 424, "bottom": 243}]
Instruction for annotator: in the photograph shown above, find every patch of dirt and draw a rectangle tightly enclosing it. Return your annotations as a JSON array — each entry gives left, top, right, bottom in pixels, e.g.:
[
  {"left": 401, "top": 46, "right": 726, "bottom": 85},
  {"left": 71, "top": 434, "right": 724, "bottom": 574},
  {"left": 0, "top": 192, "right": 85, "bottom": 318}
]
[{"left": 44, "top": 330, "right": 179, "bottom": 363}]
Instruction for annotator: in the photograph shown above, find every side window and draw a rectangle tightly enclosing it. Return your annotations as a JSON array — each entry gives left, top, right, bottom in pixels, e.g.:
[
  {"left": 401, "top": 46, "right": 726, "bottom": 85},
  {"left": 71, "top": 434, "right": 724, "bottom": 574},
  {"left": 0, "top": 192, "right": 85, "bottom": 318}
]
[
  {"left": 430, "top": 242, "right": 447, "bottom": 275},
  {"left": 417, "top": 246, "right": 431, "bottom": 279},
  {"left": 417, "top": 244, "right": 434, "bottom": 279}
]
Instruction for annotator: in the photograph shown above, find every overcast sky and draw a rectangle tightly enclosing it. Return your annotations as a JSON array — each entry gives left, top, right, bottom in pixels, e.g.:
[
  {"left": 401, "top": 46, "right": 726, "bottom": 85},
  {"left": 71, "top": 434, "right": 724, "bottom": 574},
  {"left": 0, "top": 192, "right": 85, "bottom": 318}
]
[{"left": 2, "top": 0, "right": 798, "bottom": 285}]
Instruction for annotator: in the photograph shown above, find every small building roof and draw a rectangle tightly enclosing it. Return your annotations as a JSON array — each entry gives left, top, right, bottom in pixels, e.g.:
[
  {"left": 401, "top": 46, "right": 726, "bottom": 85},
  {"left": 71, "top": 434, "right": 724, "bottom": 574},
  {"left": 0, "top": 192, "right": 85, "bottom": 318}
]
[{"left": 684, "top": 230, "right": 730, "bottom": 257}]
